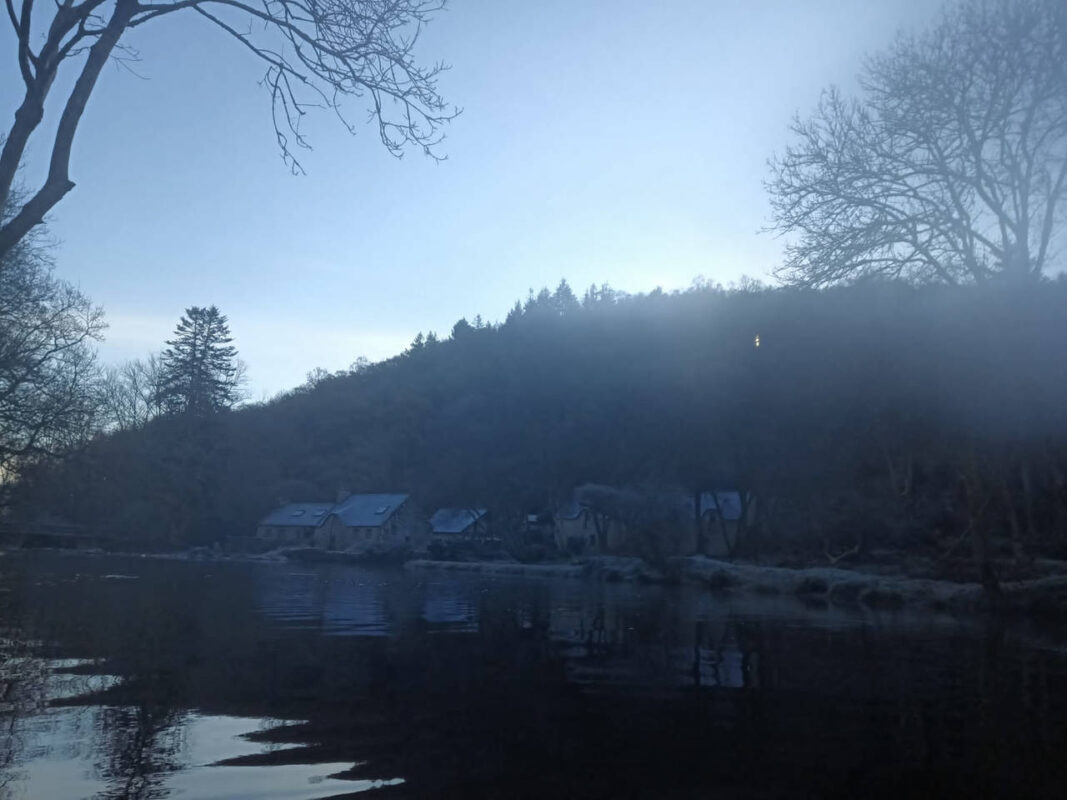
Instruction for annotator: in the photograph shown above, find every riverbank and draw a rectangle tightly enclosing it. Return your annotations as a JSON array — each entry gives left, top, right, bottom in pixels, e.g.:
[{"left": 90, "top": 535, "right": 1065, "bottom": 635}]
[
  {"left": 12, "top": 546, "right": 1067, "bottom": 620},
  {"left": 676, "top": 556, "right": 1067, "bottom": 617},
  {"left": 406, "top": 555, "right": 1067, "bottom": 619},
  {"left": 405, "top": 556, "right": 667, "bottom": 583}
]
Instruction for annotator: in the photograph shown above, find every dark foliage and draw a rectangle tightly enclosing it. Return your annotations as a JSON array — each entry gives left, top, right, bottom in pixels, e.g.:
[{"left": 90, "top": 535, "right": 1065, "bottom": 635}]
[
  {"left": 0, "top": 207, "right": 104, "bottom": 496},
  {"left": 11, "top": 279, "right": 1067, "bottom": 565},
  {"left": 156, "top": 306, "right": 240, "bottom": 417}
]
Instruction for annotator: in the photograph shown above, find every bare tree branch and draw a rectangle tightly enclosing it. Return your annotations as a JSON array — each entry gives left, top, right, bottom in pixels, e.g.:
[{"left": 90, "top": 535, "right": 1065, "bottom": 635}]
[
  {"left": 0, "top": 0, "right": 458, "bottom": 260},
  {"left": 0, "top": 205, "right": 104, "bottom": 482},
  {"left": 767, "top": 0, "right": 1067, "bottom": 287}
]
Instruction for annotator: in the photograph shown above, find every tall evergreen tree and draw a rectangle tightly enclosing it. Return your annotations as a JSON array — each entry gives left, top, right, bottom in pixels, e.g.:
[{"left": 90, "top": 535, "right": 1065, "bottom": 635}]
[{"left": 157, "top": 307, "right": 240, "bottom": 416}]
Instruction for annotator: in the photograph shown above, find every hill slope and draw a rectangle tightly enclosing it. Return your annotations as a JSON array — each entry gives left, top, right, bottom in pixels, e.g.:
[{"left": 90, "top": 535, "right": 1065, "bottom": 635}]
[{"left": 14, "top": 280, "right": 1067, "bottom": 561}]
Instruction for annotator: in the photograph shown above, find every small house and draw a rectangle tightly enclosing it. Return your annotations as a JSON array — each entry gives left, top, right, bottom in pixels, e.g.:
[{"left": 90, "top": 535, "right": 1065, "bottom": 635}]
[
  {"left": 256, "top": 503, "right": 333, "bottom": 546},
  {"left": 555, "top": 501, "right": 597, "bottom": 553},
  {"left": 429, "top": 508, "right": 489, "bottom": 541},
  {"left": 313, "top": 493, "right": 427, "bottom": 553}
]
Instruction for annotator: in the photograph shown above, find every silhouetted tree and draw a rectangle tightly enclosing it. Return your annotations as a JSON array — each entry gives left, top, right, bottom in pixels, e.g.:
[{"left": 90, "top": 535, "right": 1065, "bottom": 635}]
[
  {"left": 0, "top": 206, "right": 103, "bottom": 494},
  {"left": 768, "top": 0, "right": 1067, "bottom": 286},
  {"left": 551, "top": 279, "right": 579, "bottom": 315},
  {"left": 0, "top": 0, "right": 458, "bottom": 259},
  {"left": 100, "top": 355, "right": 164, "bottom": 431},
  {"left": 13, "top": 278, "right": 1067, "bottom": 585},
  {"left": 156, "top": 306, "right": 241, "bottom": 416},
  {"left": 451, "top": 318, "right": 473, "bottom": 339}
]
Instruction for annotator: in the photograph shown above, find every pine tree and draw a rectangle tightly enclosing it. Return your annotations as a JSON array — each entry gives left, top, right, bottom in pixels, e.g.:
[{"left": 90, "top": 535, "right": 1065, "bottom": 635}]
[
  {"left": 552, "top": 279, "right": 579, "bottom": 315},
  {"left": 157, "top": 306, "right": 241, "bottom": 416},
  {"left": 407, "top": 332, "right": 426, "bottom": 353}
]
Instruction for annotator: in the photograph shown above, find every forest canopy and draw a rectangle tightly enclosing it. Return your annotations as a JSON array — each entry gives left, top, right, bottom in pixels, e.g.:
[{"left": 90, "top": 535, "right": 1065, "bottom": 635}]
[{"left": 12, "top": 277, "right": 1067, "bottom": 565}]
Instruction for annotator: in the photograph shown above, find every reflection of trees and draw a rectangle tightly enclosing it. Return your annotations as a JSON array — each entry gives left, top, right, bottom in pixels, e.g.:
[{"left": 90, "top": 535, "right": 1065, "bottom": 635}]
[
  {"left": 0, "top": 631, "right": 186, "bottom": 800},
  {"left": 94, "top": 705, "right": 186, "bottom": 800},
  {"left": 0, "top": 635, "right": 106, "bottom": 798},
  {"left": 0, "top": 640, "right": 46, "bottom": 798},
  {"left": 0, "top": 556, "right": 267, "bottom": 798},
  {"left": 5, "top": 557, "right": 1067, "bottom": 798}
]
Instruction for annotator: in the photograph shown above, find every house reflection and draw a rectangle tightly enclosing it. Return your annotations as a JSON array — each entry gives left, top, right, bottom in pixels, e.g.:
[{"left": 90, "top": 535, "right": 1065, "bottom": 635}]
[{"left": 2, "top": 554, "right": 1066, "bottom": 799}]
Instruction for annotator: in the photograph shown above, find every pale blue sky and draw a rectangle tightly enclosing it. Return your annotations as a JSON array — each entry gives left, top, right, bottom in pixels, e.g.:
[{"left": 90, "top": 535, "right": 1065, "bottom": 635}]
[{"left": 2, "top": 0, "right": 939, "bottom": 398}]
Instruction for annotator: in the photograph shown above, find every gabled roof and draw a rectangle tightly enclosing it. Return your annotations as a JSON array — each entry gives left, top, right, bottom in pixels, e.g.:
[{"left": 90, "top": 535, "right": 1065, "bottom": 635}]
[
  {"left": 259, "top": 503, "right": 334, "bottom": 528},
  {"left": 430, "top": 508, "right": 487, "bottom": 534},
  {"left": 556, "top": 501, "right": 586, "bottom": 521},
  {"left": 328, "top": 493, "right": 409, "bottom": 528},
  {"left": 699, "top": 491, "right": 743, "bottom": 521}
]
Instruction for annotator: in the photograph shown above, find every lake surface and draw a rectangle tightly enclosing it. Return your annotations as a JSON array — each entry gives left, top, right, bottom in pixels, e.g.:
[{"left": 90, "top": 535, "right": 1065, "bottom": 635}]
[{"left": 1, "top": 552, "right": 1066, "bottom": 799}]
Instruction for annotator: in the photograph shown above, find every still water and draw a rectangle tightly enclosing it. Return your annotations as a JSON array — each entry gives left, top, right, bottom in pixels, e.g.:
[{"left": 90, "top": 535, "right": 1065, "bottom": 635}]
[{"left": 1, "top": 551, "right": 1066, "bottom": 799}]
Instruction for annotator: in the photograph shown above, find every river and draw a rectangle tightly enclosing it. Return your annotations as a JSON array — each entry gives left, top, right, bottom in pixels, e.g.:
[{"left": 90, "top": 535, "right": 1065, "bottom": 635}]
[{"left": 1, "top": 551, "right": 1065, "bottom": 798}]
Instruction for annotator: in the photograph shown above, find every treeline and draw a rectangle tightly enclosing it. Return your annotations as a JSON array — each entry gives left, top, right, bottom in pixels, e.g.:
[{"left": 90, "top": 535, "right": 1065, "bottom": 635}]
[{"left": 11, "top": 279, "right": 1067, "bottom": 569}]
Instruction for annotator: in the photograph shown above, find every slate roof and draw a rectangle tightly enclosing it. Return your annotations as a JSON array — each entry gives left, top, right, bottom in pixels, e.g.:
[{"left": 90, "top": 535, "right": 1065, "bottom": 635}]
[
  {"left": 429, "top": 508, "right": 487, "bottom": 535},
  {"left": 556, "top": 501, "right": 585, "bottom": 521},
  {"left": 328, "top": 493, "right": 409, "bottom": 528},
  {"left": 258, "top": 503, "right": 334, "bottom": 528}
]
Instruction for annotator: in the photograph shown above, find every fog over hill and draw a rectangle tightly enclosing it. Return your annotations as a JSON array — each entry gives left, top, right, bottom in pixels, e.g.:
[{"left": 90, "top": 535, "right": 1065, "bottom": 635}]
[{"left": 14, "top": 278, "right": 1067, "bottom": 576}]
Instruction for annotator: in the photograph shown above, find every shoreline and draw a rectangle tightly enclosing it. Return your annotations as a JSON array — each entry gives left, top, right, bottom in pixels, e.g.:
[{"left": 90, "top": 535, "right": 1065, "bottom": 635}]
[
  {"left": 406, "top": 555, "right": 1067, "bottom": 619},
  {"left": 8, "top": 547, "right": 1067, "bottom": 620}
]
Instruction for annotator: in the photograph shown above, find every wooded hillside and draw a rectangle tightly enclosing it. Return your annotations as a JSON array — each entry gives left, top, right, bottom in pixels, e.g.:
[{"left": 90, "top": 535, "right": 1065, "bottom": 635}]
[{"left": 13, "top": 279, "right": 1067, "bottom": 563}]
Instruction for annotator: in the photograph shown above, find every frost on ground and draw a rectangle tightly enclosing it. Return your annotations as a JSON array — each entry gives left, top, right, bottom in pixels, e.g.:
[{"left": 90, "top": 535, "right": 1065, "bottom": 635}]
[
  {"left": 406, "top": 556, "right": 1067, "bottom": 619},
  {"left": 675, "top": 557, "right": 1067, "bottom": 617}
]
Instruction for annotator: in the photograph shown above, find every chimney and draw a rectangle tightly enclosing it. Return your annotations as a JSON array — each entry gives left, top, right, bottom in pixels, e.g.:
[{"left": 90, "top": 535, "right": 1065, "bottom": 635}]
[{"left": 336, "top": 487, "right": 351, "bottom": 504}]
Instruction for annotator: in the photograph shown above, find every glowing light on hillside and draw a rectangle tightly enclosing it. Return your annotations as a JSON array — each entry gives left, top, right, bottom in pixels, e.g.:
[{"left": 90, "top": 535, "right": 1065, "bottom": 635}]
[{"left": 754, "top": 334, "right": 761, "bottom": 348}]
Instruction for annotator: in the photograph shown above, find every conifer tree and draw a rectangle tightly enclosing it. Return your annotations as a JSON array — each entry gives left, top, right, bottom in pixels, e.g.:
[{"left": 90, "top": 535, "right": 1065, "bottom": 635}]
[{"left": 157, "top": 306, "right": 241, "bottom": 416}]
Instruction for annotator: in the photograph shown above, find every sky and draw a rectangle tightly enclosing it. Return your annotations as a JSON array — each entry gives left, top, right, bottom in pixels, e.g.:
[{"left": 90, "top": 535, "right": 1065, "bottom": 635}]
[{"left": 2, "top": 0, "right": 941, "bottom": 399}]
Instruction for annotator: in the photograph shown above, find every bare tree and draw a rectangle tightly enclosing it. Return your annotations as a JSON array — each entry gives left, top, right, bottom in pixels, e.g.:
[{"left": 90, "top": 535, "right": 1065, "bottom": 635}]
[
  {"left": 0, "top": 0, "right": 457, "bottom": 260},
  {"left": 767, "top": 0, "right": 1067, "bottom": 286},
  {"left": 99, "top": 353, "right": 164, "bottom": 430},
  {"left": 0, "top": 214, "right": 104, "bottom": 491}
]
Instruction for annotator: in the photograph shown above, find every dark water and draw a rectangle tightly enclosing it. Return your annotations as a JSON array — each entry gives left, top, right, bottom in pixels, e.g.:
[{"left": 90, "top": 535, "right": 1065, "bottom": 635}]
[{"left": 1, "top": 553, "right": 1067, "bottom": 798}]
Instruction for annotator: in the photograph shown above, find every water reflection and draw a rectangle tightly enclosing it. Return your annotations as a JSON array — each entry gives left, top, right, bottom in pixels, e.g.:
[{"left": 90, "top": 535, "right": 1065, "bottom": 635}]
[{"left": 1, "top": 552, "right": 1066, "bottom": 798}]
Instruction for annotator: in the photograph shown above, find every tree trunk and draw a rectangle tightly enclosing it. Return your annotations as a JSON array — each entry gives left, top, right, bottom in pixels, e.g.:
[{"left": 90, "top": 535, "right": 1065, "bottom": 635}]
[{"left": 0, "top": 0, "right": 136, "bottom": 260}]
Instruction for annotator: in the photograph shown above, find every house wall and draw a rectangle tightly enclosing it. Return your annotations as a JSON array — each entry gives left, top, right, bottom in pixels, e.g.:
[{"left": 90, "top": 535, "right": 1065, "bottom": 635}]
[
  {"left": 313, "top": 502, "right": 429, "bottom": 553},
  {"left": 313, "top": 516, "right": 384, "bottom": 552},
  {"left": 312, "top": 516, "right": 342, "bottom": 549},
  {"left": 396, "top": 502, "right": 431, "bottom": 552},
  {"left": 256, "top": 524, "right": 317, "bottom": 546},
  {"left": 431, "top": 515, "right": 490, "bottom": 543}
]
